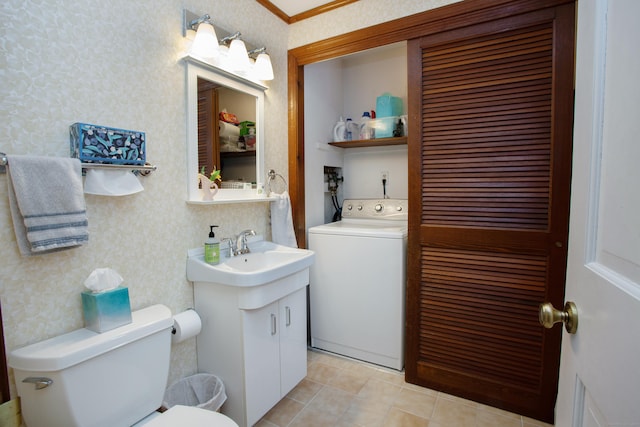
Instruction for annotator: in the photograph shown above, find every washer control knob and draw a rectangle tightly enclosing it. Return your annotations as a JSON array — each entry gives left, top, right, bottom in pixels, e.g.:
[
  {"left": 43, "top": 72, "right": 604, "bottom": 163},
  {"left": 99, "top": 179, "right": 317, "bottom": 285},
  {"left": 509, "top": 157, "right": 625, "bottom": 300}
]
[
  {"left": 375, "top": 203, "right": 383, "bottom": 212},
  {"left": 357, "top": 205, "right": 363, "bottom": 211},
  {"left": 396, "top": 206, "right": 403, "bottom": 211},
  {"left": 346, "top": 204, "right": 353, "bottom": 211}
]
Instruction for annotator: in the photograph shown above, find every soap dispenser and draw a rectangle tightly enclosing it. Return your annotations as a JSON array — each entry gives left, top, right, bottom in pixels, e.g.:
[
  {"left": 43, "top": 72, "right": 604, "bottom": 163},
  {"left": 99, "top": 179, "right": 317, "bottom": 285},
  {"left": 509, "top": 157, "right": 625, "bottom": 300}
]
[{"left": 204, "top": 225, "right": 220, "bottom": 265}]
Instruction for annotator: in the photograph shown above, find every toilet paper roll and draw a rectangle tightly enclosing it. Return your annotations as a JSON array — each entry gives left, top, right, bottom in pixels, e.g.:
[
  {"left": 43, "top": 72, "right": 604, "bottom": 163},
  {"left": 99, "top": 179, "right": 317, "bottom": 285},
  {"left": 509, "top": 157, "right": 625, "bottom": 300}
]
[
  {"left": 171, "top": 309, "right": 202, "bottom": 344},
  {"left": 219, "top": 120, "right": 240, "bottom": 139}
]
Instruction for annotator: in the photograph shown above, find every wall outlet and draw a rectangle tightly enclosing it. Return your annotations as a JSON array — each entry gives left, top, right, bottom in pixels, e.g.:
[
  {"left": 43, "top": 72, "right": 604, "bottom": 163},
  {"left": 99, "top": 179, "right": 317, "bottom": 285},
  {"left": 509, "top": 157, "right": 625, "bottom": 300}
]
[{"left": 380, "top": 171, "right": 389, "bottom": 182}]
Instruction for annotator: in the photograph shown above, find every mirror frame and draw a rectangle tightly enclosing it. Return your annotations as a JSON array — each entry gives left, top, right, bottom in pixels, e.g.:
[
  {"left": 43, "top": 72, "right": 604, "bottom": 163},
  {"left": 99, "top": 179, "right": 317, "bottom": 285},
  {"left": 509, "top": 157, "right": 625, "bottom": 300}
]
[{"left": 185, "top": 55, "right": 268, "bottom": 203}]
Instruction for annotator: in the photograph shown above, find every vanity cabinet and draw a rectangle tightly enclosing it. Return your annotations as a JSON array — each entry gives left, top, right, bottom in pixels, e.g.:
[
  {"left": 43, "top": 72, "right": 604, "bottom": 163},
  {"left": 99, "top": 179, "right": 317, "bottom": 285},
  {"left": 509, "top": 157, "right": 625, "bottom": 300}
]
[
  {"left": 193, "top": 270, "right": 309, "bottom": 427},
  {"left": 243, "top": 288, "right": 306, "bottom": 424}
]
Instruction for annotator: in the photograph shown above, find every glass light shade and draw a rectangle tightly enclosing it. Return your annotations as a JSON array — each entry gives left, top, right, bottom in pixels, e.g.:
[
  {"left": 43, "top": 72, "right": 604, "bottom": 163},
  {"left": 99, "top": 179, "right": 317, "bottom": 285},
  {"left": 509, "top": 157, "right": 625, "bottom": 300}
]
[
  {"left": 253, "top": 53, "right": 274, "bottom": 80},
  {"left": 190, "top": 22, "right": 219, "bottom": 59},
  {"left": 229, "top": 39, "right": 251, "bottom": 72}
]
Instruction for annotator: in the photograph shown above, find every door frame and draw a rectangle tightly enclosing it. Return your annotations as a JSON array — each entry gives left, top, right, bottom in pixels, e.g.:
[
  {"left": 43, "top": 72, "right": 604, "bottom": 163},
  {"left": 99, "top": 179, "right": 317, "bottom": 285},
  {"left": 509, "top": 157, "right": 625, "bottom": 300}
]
[{"left": 287, "top": 0, "right": 575, "bottom": 248}]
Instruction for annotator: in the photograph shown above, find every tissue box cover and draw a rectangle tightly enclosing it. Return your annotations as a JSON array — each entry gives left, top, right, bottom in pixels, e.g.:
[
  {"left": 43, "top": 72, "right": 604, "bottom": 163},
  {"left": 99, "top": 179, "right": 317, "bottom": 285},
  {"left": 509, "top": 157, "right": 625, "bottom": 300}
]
[
  {"left": 375, "top": 95, "right": 403, "bottom": 118},
  {"left": 82, "top": 287, "right": 132, "bottom": 333},
  {"left": 70, "top": 123, "right": 146, "bottom": 165}
]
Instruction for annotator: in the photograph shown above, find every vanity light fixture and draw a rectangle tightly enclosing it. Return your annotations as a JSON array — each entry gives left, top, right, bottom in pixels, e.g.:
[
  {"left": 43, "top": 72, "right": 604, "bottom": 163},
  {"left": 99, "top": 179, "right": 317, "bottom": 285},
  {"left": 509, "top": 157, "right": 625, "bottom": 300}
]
[
  {"left": 248, "top": 47, "right": 274, "bottom": 81},
  {"left": 187, "top": 14, "right": 219, "bottom": 59},
  {"left": 221, "top": 32, "right": 251, "bottom": 73},
  {"left": 183, "top": 9, "right": 274, "bottom": 82}
]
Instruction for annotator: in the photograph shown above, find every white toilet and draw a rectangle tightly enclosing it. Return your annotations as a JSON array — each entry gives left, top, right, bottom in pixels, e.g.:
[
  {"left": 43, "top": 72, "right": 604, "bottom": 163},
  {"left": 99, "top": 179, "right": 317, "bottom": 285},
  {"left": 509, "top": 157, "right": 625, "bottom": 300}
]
[{"left": 8, "top": 304, "right": 238, "bottom": 427}]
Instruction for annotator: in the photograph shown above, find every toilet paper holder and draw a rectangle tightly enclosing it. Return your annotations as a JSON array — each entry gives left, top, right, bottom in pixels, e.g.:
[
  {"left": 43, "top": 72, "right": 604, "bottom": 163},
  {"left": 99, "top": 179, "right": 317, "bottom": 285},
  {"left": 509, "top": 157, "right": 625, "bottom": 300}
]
[{"left": 171, "top": 309, "right": 202, "bottom": 344}]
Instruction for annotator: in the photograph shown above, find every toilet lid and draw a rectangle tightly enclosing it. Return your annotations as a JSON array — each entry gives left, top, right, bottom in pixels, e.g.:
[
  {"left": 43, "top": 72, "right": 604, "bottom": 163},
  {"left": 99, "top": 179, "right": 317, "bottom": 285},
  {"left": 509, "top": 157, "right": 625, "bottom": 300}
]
[{"left": 142, "top": 405, "right": 238, "bottom": 427}]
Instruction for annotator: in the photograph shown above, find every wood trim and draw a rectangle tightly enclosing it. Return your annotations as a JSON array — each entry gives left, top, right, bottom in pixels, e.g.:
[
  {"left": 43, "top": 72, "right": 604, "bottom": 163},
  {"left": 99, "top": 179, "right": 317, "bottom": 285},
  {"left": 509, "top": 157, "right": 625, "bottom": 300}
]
[
  {"left": 287, "top": 0, "right": 573, "bottom": 248},
  {"left": 256, "top": 0, "right": 359, "bottom": 24},
  {"left": 255, "top": 0, "right": 290, "bottom": 23},
  {"left": 289, "top": 0, "right": 359, "bottom": 24},
  {"left": 288, "top": 0, "right": 574, "bottom": 64},
  {"left": 288, "top": 51, "right": 306, "bottom": 247}
]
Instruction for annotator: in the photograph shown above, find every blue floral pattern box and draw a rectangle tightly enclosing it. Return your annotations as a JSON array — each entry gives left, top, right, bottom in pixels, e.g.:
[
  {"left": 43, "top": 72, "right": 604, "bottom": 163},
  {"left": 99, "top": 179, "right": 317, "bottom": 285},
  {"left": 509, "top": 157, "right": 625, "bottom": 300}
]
[{"left": 70, "top": 122, "right": 146, "bottom": 165}]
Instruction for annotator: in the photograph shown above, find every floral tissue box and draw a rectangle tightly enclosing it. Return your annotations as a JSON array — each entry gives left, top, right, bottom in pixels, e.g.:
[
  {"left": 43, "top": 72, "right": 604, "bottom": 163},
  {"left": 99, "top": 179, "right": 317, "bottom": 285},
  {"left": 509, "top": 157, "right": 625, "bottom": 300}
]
[{"left": 70, "top": 122, "right": 146, "bottom": 165}]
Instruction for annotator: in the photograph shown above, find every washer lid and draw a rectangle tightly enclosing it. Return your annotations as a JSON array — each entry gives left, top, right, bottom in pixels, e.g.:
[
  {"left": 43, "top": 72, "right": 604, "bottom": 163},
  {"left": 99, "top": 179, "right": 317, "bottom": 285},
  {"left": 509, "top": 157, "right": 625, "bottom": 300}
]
[
  {"left": 308, "top": 219, "right": 407, "bottom": 238},
  {"left": 143, "top": 406, "right": 239, "bottom": 427},
  {"left": 8, "top": 304, "right": 173, "bottom": 372}
]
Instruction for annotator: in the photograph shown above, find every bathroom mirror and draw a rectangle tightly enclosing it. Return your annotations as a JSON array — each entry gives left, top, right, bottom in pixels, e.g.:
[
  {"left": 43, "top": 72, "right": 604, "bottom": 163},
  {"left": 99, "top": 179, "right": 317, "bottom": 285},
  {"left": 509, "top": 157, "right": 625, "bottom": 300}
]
[{"left": 185, "top": 55, "right": 267, "bottom": 203}]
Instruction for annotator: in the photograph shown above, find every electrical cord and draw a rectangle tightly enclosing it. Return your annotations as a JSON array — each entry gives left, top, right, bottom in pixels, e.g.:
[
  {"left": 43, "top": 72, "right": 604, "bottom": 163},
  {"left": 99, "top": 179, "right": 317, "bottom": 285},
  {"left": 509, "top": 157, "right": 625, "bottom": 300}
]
[
  {"left": 332, "top": 194, "right": 342, "bottom": 221},
  {"left": 327, "top": 171, "right": 342, "bottom": 222}
]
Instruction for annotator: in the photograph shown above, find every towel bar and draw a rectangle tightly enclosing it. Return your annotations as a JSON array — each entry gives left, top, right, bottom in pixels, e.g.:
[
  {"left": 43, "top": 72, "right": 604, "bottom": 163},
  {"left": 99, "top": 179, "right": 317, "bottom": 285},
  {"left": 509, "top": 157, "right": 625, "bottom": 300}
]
[
  {"left": 80, "top": 162, "right": 157, "bottom": 176},
  {"left": 0, "top": 153, "right": 156, "bottom": 176}
]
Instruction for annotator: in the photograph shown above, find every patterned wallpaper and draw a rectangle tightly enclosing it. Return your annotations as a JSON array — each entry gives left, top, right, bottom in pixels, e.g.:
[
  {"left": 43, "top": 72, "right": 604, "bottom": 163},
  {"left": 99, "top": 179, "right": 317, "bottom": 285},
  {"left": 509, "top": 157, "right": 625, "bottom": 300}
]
[
  {"left": 0, "top": 0, "right": 286, "bottom": 396},
  {"left": 0, "top": 0, "right": 457, "bottom": 400}
]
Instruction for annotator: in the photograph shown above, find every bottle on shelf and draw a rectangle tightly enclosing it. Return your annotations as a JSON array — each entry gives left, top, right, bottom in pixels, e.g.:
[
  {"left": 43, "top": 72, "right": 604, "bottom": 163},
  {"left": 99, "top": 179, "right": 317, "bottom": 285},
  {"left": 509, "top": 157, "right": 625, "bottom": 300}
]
[
  {"left": 393, "top": 118, "right": 404, "bottom": 137},
  {"left": 333, "top": 117, "right": 346, "bottom": 142},
  {"left": 345, "top": 118, "right": 353, "bottom": 141},
  {"left": 359, "top": 111, "right": 374, "bottom": 140}
]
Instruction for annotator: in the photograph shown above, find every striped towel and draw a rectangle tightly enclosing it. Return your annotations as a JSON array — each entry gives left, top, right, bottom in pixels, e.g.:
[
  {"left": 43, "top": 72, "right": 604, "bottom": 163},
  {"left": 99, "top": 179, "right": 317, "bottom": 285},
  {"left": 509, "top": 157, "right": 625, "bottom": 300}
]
[{"left": 7, "top": 155, "right": 89, "bottom": 255}]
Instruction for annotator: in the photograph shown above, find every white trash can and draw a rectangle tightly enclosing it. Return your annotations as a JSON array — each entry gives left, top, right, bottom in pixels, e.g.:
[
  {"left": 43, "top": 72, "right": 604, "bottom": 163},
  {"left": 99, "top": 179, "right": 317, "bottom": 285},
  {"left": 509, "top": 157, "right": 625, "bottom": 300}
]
[{"left": 163, "top": 373, "right": 227, "bottom": 412}]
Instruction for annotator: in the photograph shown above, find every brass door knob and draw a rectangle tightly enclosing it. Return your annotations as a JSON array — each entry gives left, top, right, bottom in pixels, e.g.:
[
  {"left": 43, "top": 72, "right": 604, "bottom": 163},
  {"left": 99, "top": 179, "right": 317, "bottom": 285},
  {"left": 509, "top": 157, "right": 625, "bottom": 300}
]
[{"left": 539, "top": 301, "right": 578, "bottom": 334}]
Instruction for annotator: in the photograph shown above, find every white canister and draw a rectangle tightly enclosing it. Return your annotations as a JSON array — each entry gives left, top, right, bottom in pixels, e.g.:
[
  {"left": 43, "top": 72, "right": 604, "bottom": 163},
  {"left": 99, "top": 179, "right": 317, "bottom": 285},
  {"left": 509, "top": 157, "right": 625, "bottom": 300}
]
[{"left": 333, "top": 117, "right": 346, "bottom": 142}]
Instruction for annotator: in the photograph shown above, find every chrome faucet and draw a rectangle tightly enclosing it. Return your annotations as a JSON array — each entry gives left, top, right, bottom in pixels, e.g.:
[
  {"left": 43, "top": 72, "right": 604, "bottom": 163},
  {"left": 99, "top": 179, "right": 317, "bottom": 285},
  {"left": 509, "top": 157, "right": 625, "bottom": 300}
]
[
  {"left": 220, "top": 237, "right": 234, "bottom": 257},
  {"left": 235, "top": 229, "right": 256, "bottom": 255}
]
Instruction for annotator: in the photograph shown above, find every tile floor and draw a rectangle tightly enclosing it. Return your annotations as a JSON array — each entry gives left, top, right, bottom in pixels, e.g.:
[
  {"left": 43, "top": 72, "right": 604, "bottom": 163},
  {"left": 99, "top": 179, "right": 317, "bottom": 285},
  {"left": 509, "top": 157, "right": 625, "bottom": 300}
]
[{"left": 256, "top": 350, "right": 555, "bottom": 427}]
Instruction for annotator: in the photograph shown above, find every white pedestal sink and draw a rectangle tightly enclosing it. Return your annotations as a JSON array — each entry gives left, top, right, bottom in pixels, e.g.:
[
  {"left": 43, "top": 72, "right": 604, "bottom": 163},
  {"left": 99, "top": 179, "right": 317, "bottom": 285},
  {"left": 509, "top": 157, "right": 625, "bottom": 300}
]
[
  {"left": 187, "top": 238, "right": 314, "bottom": 427},
  {"left": 187, "top": 238, "right": 315, "bottom": 309}
]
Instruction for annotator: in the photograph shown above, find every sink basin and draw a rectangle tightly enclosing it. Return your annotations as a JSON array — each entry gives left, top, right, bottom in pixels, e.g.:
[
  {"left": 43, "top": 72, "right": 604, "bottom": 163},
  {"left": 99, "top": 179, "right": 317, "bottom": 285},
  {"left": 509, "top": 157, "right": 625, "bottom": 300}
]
[{"left": 187, "top": 239, "right": 315, "bottom": 287}]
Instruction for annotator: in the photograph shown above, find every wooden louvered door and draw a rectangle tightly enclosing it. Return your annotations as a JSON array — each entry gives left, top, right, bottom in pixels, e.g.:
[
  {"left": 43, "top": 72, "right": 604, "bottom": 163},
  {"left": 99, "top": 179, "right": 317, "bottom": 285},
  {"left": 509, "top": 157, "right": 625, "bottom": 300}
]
[
  {"left": 405, "top": 3, "right": 575, "bottom": 423},
  {"left": 197, "top": 78, "right": 220, "bottom": 176}
]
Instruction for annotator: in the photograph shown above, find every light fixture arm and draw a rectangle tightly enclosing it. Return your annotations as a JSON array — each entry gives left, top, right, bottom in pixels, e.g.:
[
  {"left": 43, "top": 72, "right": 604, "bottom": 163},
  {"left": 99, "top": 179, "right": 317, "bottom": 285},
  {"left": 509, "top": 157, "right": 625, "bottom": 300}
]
[
  {"left": 247, "top": 47, "right": 267, "bottom": 58},
  {"left": 220, "top": 31, "right": 242, "bottom": 46},
  {"left": 188, "top": 14, "right": 213, "bottom": 31}
]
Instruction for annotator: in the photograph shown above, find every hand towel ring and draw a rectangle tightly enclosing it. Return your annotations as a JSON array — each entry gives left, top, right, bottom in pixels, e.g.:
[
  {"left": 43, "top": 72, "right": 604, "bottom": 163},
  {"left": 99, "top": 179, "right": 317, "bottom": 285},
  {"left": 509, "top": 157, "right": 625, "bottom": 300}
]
[{"left": 266, "top": 169, "right": 287, "bottom": 195}]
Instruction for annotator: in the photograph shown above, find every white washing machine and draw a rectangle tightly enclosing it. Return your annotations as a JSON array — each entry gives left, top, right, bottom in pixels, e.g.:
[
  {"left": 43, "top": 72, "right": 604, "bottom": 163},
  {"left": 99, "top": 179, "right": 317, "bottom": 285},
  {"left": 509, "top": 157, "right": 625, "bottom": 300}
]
[{"left": 308, "top": 198, "right": 407, "bottom": 370}]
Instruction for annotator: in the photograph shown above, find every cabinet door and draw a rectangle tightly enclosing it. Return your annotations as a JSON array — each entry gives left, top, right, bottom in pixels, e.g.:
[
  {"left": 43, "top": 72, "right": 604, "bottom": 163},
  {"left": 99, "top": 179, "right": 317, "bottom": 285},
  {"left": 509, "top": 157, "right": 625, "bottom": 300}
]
[
  {"left": 279, "top": 287, "right": 307, "bottom": 396},
  {"left": 242, "top": 301, "right": 281, "bottom": 426}
]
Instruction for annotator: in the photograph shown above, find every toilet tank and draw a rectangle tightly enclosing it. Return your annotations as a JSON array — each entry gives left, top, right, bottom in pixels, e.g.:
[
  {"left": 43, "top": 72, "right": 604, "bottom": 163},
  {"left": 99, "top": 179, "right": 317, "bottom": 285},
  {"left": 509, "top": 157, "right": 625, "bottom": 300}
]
[{"left": 9, "top": 304, "right": 174, "bottom": 427}]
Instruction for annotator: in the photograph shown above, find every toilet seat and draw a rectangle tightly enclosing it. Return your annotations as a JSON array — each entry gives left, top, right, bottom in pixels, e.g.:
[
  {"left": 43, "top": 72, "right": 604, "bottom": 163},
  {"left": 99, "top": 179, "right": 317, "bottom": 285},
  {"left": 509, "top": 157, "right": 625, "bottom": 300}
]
[{"left": 141, "top": 405, "right": 239, "bottom": 427}]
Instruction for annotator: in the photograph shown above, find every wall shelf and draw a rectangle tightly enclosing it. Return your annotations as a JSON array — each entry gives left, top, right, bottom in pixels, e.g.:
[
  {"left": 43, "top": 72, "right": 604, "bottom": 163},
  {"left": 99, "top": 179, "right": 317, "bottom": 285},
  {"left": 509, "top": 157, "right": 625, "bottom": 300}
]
[
  {"left": 328, "top": 136, "right": 407, "bottom": 148},
  {"left": 186, "top": 189, "right": 275, "bottom": 205},
  {"left": 220, "top": 150, "right": 256, "bottom": 158}
]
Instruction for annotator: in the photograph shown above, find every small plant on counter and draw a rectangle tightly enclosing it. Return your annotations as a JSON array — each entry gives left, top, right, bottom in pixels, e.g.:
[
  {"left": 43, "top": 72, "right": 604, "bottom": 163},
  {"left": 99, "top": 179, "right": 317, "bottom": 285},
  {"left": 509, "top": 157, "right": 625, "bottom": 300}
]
[{"left": 200, "top": 166, "right": 222, "bottom": 184}]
